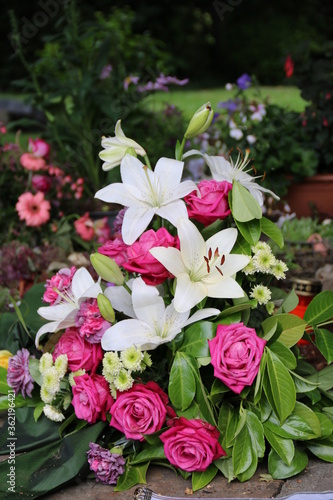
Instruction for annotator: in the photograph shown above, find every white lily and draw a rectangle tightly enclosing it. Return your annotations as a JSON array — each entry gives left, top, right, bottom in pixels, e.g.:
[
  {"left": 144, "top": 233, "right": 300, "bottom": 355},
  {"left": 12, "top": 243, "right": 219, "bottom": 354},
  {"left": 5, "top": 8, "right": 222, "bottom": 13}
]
[
  {"left": 150, "top": 218, "right": 250, "bottom": 313},
  {"left": 95, "top": 154, "right": 197, "bottom": 245},
  {"left": 101, "top": 277, "right": 219, "bottom": 351},
  {"left": 99, "top": 120, "right": 147, "bottom": 171},
  {"left": 36, "top": 268, "right": 103, "bottom": 347},
  {"left": 183, "top": 149, "right": 279, "bottom": 205}
]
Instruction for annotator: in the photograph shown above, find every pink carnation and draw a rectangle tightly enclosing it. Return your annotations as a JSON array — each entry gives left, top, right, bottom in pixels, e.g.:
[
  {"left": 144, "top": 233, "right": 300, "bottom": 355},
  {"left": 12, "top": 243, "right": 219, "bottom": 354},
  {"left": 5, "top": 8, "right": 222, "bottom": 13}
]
[
  {"left": 123, "top": 228, "right": 180, "bottom": 285},
  {"left": 72, "top": 373, "right": 114, "bottom": 424},
  {"left": 16, "top": 191, "right": 51, "bottom": 227},
  {"left": 98, "top": 238, "right": 128, "bottom": 266},
  {"left": 185, "top": 180, "right": 232, "bottom": 226},
  {"left": 43, "top": 267, "right": 77, "bottom": 305},
  {"left": 53, "top": 327, "right": 103, "bottom": 372},
  {"left": 75, "top": 298, "right": 111, "bottom": 343},
  {"left": 74, "top": 213, "right": 95, "bottom": 241}
]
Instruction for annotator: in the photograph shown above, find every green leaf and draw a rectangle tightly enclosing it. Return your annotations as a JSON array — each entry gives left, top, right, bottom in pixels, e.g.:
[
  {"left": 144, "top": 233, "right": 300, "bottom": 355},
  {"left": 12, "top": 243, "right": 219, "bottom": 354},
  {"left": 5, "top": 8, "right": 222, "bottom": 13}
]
[
  {"left": 307, "top": 364, "right": 333, "bottom": 391},
  {"left": 214, "top": 457, "right": 235, "bottom": 481},
  {"left": 306, "top": 438, "right": 333, "bottom": 462},
  {"left": 273, "top": 313, "right": 307, "bottom": 347},
  {"left": 276, "top": 289, "right": 299, "bottom": 314},
  {"left": 292, "top": 401, "right": 322, "bottom": 439},
  {"left": 29, "top": 357, "right": 43, "bottom": 386},
  {"left": 291, "top": 371, "right": 319, "bottom": 393},
  {"left": 261, "top": 317, "right": 279, "bottom": 342},
  {"left": 232, "top": 425, "right": 253, "bottom": 475},
  {"left": 180, "top": 321, "right": 216, "bottom": 358},
  {"left": 0, "top": 367, "right": 9, "bottom": 394},
  {"left": 315, "top": 412, "right": 333, "bottom": 439},
  {"left": 303, "top": 291, "right": 333, "bottom": 326},
  {"left": 268, "top": 447, "right": 308, "bottom": 479},
  {"left": 114, "top": 462, "right": 149, "bottom": 491},
  {"left": 192, "top": 464, "right": 218, "bottom": 492},
  {"left": 176, "top": 400, "right": 200, "bottom": 420},
  {"left": 33, "top": 402, "right": 45, "bottom": 422},
  {"left": 168, "top": 352, "right": 196, "bottom": 411},
  {"left": 264, "top": 425, "right": 295, "bottom": 465},
  {"left": 231, "top": 234, "right": 251, "bottom": 256},
  {"left": 235, "top": 218, "right": 261, "bottom": 246},
  {"left": 246, "top": 411, "right": 265, "bottom": 458},
  {"left": 186, "top": 355, "right": 217, "bottom": 426},
  {"left": 266, "top": 348, "right": 296, "bottom": 422},
  {"left": 315, "top": 328, "right": 333, "bottom": 363},
  {"left": 254, "top": 350, "right": 267, "bottom": 403},
  {"left": 236, "top": 445, "right": 258, "bottom": 482},
  {"left": 265, "top": 412, "right": 318, "bottom": 441},
  {"left": 210, "top": 379, "right": 230, "bottom": 405},
  {"left": 231, "top": 181, "right": 262, "bottom": 222},
  {"left": 268, "top": 341, "right": 297, "bottom": 370},
  {"left": 217, "top": 301, "right": 256, "bottom": 319},
  {"left": 131, "top": 444, "right": 166, "bottom": 465},
  {"left": 261, "top": 216, "right": 284, "bottom": 248}
]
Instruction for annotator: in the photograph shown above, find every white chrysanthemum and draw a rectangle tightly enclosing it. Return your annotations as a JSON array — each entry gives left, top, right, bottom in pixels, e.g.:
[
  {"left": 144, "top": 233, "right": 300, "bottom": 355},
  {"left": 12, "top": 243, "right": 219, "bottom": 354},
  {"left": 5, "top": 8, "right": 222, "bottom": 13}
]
[
  {"left": 252, "top": 241, "right": 272, "bottom": 254},
  {"left": 109, "top": 381, "right": 117, "bottom": 399},
  {"left": 250, "top": 285, "right": 272, "bottom": 305},
  {"left": 113, "top": 368, "right": 134, "bottom": 392},
  {"left": 120, "top": 346, "right": 143, "bottom": 371},
  {"left": 43, "top": 405, "right": 65, "bottom": 422},
  {"left": 138, "top": 351, "right": 153, "bottom": 372},
  {"left": 103, "top": 352, "right": 122, "bottom": 377},
  {"left": 272, "top": 259, "right": 288, "bottom": 280},
  {"left": 54, "top": 354, "right": 68, "bottom": 378},
  {"left": 42, "top": 367, "right": 61, "bottom": 396},
  {"left": 243, "top": 258, "right": 257, "bottom": 275},
  {"left": 253, "top": 249, "right": 277, "bottom": 273},
  {"left": 39, "top": 352, "right": 53, "bottom": 375},
  {"left": 40, "top": 385, "right": 54, "bottom": 404},
  {"left": 69, "top": 369, "right": 86, "bottom": 387}
]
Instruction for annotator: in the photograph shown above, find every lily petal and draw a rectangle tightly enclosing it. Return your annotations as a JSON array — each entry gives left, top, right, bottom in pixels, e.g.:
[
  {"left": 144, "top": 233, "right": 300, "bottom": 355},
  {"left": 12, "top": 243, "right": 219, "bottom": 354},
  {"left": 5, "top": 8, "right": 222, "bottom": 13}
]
[
  {"left": 156, "top": 200, "right": 188, "bottom": 228},
  {"left": 71, "top": 268, "right": 100, "bottom": 301},
  {"left": 184, "top": 307, "right": 220, "bottom": 327},
  {"left": 149, "top": 247, "right": 187, "bottom": 277},
  {"left": 104, "top": 281, "right": 135, "bottom": 318},
  {"left": 132, "top": 278, "right": 165, "bottom": 325},
  {"left": 122, "top": 206, "right": 155, "bottom": 244},
  {"left": 95, "top": 182, "right": 139, "bottom": 206},
  {"left": 101, "top": 319, "right": 155, "bottom": 351},
  {"left": 206, "top": 228, "right": 238, "bottom": 256},
  {"left": 154, "top": 157, "right": 184, "bottom": 190},
  {"left": 177, "top": 218, "right": 206, "bottom": 273},
  {"left": 205, "top": 276, "right": 246, "bottom": 298},
  {"left": 174, "top": 273, "right": 207, "bottom": 313},
  {"left": 37, "top": 303, "right": 75, "bottom": 321}
]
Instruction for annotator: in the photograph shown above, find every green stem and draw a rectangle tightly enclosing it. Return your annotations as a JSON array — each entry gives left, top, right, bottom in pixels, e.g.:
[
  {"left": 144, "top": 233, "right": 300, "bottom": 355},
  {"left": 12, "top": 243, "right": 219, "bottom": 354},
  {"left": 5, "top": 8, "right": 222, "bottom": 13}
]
[
  {"left": 122, "top": 282, "right": 132, "bottom": 294},
  {"left": 143, "top": 154, "right": 152, "bottom": 170}
]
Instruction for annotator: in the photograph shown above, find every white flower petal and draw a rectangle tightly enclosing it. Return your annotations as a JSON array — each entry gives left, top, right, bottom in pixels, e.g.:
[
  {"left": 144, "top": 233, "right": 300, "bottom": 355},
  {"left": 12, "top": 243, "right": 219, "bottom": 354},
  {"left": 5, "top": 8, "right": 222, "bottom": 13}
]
[
  {"left": 132, "top": 278, "right": 165, "bottom": 325},
  {"left": 71, "top": 268, "right": 96, "bottom": 301},
  {"left": 174, "top": 273, "right": 207, "bottom": 313},
  {"left": 121, "top": 206, "right": 155, "bottom": 244},
  {"left": 184, "top": 307, "right": 220, "bottom": 327},
  {"left": 120, "top": 155, "right": 155, "bottom": 191},
  {"left": 101, "top": 320, "right": 155, "bottom": 351},
  {"left": 219, "top": 254, "right": 250, "bottom": 276},
  {"left": 206, "top": 227, "right": 238, "bottom": 256},
  {"left": 104, "top": 282, "right": 135, "bottom": 318},
  {"left": 156, "top": 200, "right": 188, "bottom": 228},
  {"left": 95, "top": 183, "right": 139, "bottom": 206},
  {"left": 205, "top": 276, "right": 246, "bottom": 298},
  {"left": 164, "top": 179, "right": 198, "bottom": 203},
  {"left": 149, "top": 247, "right": 187, "bottom": 276},
  {"left": 177, "top": 218, "right": 206, "bottom": 273},
  {"left": 154, "top": 157, "right": 184, "bottom": 191},
  {"left": 37, "top": 303, "right": 75, "bottom": 321},
  {"left": 35, "top": 321, "right": 60, "bottom": 346}
]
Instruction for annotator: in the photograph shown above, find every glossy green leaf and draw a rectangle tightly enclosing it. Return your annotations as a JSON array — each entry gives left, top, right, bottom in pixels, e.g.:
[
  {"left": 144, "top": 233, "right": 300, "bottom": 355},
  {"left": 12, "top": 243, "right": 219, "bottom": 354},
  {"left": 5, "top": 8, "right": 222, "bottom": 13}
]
[
  {"left": 131, "top": 444, "right": 166, "bottom": 465},
  {"left": 261, "top": 317, "right": 279, "bottom": 342},
  {"left": 261, "top": 216, "right": 284, "bottom": 248},
  {"left": 293, "top": 401, "right": 321, "bottom": 439},
  {"left": 210, "top": 379, "right": 229, "bottom": 404},
  {"left": 276, "top": 289, "right": 299, "bottom": 314},
  {"left": 180, "top": 321, "right": 216, "bottom": 358},
  {"left": 231, "top": 234, "right": 251, "bottom": 256},
  {"left": 0, "top": 367, "right": 9, "bottom": 394},
  {"left": 315, "top": 328, "right": 333, "bottom": 363},
  {"left": 264, "top": 424, "right": 295, "bottom": 465},
  {"left": 232, "top": 425, "right": 252, "bottom": 475},
  {"left": 306, "top": 438, "right": 333, "bottom": 462},
  {"left": 175, "top": 400, "right": 200, "bottom": 420},
  {"left": 215, "top": 457, "right": 235, "bottom": 481},
  {"left": 29, "top": 357, "right": 43, "bottom": 386},
  {"left": 218, "top": 402, "right": 236, "bottom": 448},
  {"left": 169, "top": 352, "right": 196, "bottom": 411},
  {"left": 268, "top": 447, "right": 308, "bottom": 479},
  {"left": 254, "top": 350, "right": 267, "bottom": 403},
  {"left": 266, "top": 348, "right": 296, "bottom": 422},
  {"left": 192, "top": 464, "right": 218, "bottom": 492},
  {"left": 269, "top": 341, "right": 297, "bottom": 370},
  {"left": 273, "top": 313, "right": 306, "bottom": 347},
  {"left": 315, "top": 412, "right": 333, "bottom": 439},
  {"left": 217, "top": 300, "right": 256, "bottom": 319},
  {"left": 231, "top": 181, "right": 262, "bottom": 221},
  {"left": 291, "top": 371, "right": 319, "bottom": 394},
  {"left": 236, "top": 445, "right": 258, "bottom": 482},
  {"left": 246, "top": 411, "right": 265, "bottom": 458},
  {"left": 114, "top": 462, "right": 149, "bottom": 491},
  {"left": 303, "top": 291, "right": 333, "bottom": 326},
  {"left": 235, "top": 218, "right": 261, "bottom": 246},
  {"left": 307, "top": 364, "right": 333, "bottom": 391},
  {"left": 265, "top": 412, "right": 317, "bottom": 440}
]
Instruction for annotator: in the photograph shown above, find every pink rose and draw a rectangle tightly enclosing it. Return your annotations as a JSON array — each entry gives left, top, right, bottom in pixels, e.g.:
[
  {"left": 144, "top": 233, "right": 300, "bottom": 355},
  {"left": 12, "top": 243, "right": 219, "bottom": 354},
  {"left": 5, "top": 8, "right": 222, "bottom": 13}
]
[
  {"left": 208, "top": 322, "right": 266, "bottom": 394},
  {"left": 184, "top": 180, "right": 232, "bottom": 226},
  {"left": 110, "top": 381, "right": 176, "bottom": 441},
  {"left": 72, "top": 373, "right": 113, "bottom": 424},
  {"left": 43, "top": 267, "right": 77, "bottom": 305},
  {"left": 98, "top": 238, "right": 128, "bottom": 266},
  {"left": 160, "top": 417, "right": 226, "bottom": 472},
  {"left": 75, "top": 298, "right": 111, "bottom": 343},
  {"left": 123, "top": 228, "right": 180, "bottom": 285},
  {"left": 53, "top": 327, "right": 103, "bottom": 372}
]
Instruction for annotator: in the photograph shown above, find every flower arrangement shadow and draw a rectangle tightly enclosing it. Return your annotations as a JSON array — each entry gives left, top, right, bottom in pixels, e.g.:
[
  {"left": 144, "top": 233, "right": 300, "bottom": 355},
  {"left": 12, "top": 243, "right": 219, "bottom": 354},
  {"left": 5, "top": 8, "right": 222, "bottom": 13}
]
[{"left": 0, "top": 104, "right": 333, "bottom": 496}]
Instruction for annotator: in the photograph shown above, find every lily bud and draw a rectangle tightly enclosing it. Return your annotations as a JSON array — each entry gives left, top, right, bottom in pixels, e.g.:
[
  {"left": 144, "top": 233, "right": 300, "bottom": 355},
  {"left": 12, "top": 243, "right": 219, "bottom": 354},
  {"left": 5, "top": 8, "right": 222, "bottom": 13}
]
[
  {"left": 97, "top": 293, "right": 115, "bottom": 323},
  {"left": 90, "top": 253, "right": 124, "bottom": 285},
  {"left": 184, "top": 102, "right": 214, "bottom": 139}
]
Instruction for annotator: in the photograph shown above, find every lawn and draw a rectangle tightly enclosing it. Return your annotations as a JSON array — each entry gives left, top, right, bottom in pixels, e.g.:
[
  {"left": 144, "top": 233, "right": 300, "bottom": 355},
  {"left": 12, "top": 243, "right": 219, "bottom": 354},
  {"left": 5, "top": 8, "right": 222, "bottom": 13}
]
[{"left": 143, "top": 86, "right": 307, "bottom": 119}]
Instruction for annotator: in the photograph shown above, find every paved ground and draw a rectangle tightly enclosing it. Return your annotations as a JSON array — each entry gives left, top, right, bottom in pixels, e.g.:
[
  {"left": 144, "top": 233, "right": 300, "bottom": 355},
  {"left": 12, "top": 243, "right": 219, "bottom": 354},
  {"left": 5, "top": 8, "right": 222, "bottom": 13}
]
[{"left": 47, "top": 458, "right": 333, "bottom": 499}]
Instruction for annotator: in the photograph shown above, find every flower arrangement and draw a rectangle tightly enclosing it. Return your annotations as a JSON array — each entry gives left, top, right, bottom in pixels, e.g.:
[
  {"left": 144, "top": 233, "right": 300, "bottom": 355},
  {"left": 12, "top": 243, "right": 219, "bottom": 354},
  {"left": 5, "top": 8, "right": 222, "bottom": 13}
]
[{"left": 0, "top": 104, "right": 333, "bottom": 497}]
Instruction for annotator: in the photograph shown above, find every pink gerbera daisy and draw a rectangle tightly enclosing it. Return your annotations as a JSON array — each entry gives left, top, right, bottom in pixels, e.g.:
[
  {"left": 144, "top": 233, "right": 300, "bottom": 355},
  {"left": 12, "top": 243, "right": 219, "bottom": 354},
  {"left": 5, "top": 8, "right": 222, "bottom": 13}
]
[{"left": 16, "top": 191, "right": 51, "bottom": 227}]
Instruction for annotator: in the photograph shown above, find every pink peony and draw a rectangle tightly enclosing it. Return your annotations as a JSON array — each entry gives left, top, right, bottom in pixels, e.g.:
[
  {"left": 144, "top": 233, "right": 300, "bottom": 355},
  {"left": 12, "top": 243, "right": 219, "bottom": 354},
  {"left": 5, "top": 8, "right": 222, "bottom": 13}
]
[
  {"left": 16, "top": 191, "right": 51, "bottom": 227},
  {"left": 31, "top": 174, "right": 52, "bottom": 193},
  {"left": 160, "top": 417, "right": 226, "bottom": 472},
  {"left": 184, "top": 180, "right": 232, "bottom": 226},
  {"left": 74, "top": 213, "right": 95, "bottom": 241},
  {"left": 110, "top": 381, "right": 176, "bottom": 441},
  {"left": 208, "top": 322, "right": 266, "bottom": 394},
  {"left": 98, "top": 238, "right": 128, "bottom": 266},
  {"left": 43, "top": 266, "right": 77, "bottom": 305},
  {"left": 75, "top": 298, "right": 111, "bottom": 343},
  {"left": 72, "top": 373, "right": 114, "bottom": 424},
  {"left": 123, "top": 228, "right": 180, "bottom": 285},
  {"left": 53, "top": 326, "right": 103, "bottom": 372}
]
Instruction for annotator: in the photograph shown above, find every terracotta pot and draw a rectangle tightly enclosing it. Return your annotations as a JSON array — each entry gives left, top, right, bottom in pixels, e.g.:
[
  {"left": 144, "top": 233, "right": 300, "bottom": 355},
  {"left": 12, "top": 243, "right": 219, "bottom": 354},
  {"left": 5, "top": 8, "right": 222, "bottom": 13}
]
[{"left": 284, "top": 173, "right": 333, "bottom": 218}]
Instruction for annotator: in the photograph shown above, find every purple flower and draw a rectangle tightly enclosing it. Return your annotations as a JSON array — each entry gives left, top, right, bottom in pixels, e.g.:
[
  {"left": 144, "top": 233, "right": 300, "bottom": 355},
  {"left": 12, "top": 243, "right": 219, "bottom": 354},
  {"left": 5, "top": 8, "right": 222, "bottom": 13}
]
[
  {"left": 218, "top": 98, "right": 241, "bottom": 113},
  {"left": 87, "top": 443, "right": 126, "bottom": 485},
  {"left": 113, "top": 208, "right": 127, "bottom": 235},
  {"left": 7, "top": 348, "right": 34, "bottom": 398},
  {"left": 99, "top": 65, "right": 112, "bottom": 80},
  {"left": 156, "top": 74, "right": 189, "bottom": 87},
  {"left": 236, "top": 73, "right": 251, "bottom": 90}
]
